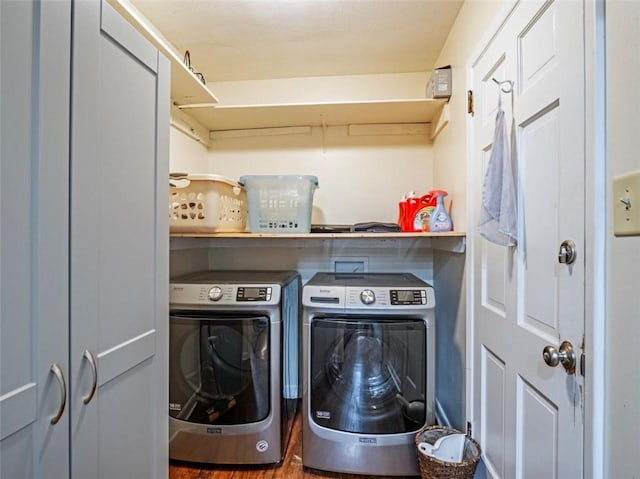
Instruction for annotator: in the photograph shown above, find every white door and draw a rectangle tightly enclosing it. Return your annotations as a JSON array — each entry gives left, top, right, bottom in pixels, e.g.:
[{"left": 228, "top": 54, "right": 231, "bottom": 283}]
[
  {"left": 69, "top": 1, "right": 169, "bottom": 478},
  {"left": 470, "top": 1, "right": 585, "bottom": 477}
]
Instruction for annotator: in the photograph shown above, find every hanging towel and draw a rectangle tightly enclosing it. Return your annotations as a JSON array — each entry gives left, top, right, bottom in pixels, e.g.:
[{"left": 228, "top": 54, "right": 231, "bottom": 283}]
[{"left": 478, "top": 104, "right": 518, "bottom": 246}]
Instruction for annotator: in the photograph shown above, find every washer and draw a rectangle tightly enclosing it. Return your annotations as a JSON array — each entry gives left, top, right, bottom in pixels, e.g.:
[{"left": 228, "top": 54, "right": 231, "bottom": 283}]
[
  {"left": 168, "top": 270, "right": 300, "bottom": 464},
  {"left": 302, "top": 272, "right": 435, "bottom": 476}
]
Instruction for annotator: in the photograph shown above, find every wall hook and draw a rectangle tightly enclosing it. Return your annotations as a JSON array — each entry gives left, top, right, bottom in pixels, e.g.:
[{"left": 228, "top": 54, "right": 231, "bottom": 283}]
[{"left": 492, "top": 77, "right": 514, "bottom": 94}]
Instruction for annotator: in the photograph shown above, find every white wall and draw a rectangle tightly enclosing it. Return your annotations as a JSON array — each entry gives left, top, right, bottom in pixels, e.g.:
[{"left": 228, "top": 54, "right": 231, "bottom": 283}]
[
  {"left": 211, "top": 72, "right": 430, "bottom": 104},
  {"left": 206, "top": 72, "right": 438, "bottom": 226},
  {"left": 170, "top": 72, "right": 442, "bottom": 226},
  {"left": 204, "top": 238, "right": 435, "bottom": 285},
  {"left": 429, "top": 0, "right": 505, "bottom": 430},
  {"left": 170, "top": 125, "right": 209, "bottom": 173},
  {"left": 207, "top": 125, "right": 433, "bottom": 225},
  {"left": 432, "top": 1, "right": 507, "bottom": 230},
  {"left": 605, "top": 2, "right": 640, "bottom": 476}
]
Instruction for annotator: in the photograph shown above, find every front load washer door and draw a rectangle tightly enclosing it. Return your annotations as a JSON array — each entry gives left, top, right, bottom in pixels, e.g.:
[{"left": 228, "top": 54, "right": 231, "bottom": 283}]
[
  {"left": 310, "top": 318, "right": 426, "bottom": 434},
  {"left": 169, "top": 313, "right": 270, "bottom": 425}
]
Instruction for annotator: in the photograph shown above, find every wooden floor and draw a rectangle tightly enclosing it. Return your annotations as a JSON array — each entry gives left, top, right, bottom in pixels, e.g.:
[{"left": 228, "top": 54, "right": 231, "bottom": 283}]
[{"left": 169, "top": 410, "right": 420, "bottom": 479}]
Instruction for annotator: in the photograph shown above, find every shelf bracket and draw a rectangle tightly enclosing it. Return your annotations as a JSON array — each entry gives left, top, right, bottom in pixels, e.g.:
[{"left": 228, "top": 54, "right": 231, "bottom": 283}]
[
  {"left": 170, "top": 105, "right": 211, "bottom": 147},
  {"left": 321, "top": 116, "right": 328, "bottom": 154}
]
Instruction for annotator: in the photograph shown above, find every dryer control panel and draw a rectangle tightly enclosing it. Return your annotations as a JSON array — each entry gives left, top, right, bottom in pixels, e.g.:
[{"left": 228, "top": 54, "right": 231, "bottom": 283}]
[{"left": 170, "top": 283, "right": 281, "bottom": 306}]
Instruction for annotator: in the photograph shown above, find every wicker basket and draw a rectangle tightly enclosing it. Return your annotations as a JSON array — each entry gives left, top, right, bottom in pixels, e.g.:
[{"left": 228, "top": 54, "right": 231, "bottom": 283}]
[{"left": 415, "top": 426, "right": 481, "bottom": 479}]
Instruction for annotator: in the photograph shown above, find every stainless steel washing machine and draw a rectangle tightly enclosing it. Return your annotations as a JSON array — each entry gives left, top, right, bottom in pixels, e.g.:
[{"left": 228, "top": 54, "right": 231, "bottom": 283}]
[
  {"left": 302, "top": 273, "right": 435, "bottom": 476},
  {"left": 168, "top": 270, "right": 300, "bottom": 464}
]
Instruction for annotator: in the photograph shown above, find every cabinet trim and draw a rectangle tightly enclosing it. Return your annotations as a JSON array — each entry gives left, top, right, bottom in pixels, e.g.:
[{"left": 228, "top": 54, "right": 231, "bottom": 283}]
[
  {"left": 102, "top": 1, "right": 157, "bottom": 73},
  {"left": 0, "top": 383, "right": 37, "bottom": 440},
  {"left": 97, "top": 329, "right": 156, "bottom": 387}
]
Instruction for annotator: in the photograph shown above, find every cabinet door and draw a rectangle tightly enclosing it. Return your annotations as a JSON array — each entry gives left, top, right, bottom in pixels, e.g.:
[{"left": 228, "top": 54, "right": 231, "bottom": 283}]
[
  {"left": 69, "top": 1, "right": 169, "bottom": 478},
  {"left": 1, "top": 2, "right": 71, "bottom": 478}
]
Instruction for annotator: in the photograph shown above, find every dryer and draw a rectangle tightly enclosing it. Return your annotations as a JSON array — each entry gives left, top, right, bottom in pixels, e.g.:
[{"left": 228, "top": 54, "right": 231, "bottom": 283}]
[
  {"left": 168, "top": 270, "right": 300, "bottom": 464},
  {"left": 302, "top": 272, "right": 435, "bottom": 476}
]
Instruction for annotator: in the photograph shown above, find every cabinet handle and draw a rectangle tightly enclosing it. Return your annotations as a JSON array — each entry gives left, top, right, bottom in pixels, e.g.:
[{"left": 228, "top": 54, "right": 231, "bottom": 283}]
[
  {"left": 50, "top": 363, "right": 67, "bottom": 425},
  {"left": 82, "top": 350, "right": 97, "bottom": 405}
]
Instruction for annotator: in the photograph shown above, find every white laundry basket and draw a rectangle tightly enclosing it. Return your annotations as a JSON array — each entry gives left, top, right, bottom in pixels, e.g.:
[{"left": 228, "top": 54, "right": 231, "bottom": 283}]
[
  {"left": 239, "top": 175, "right": 318, "bottom": 233},
  {"left": 169, "top": 173, "right": 247, "bottom": 233}
]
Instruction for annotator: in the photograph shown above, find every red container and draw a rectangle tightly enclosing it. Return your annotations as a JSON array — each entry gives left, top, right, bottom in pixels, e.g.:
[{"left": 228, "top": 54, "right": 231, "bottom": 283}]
[
  {"left": 400, "top": 190, "right": 447, "bottom": 232},
  {"left": 403, "top": 195, "right": 421, "bottom": 231},
  {"left": 397, "top": 197, "right": 407, "bottom": 231}
]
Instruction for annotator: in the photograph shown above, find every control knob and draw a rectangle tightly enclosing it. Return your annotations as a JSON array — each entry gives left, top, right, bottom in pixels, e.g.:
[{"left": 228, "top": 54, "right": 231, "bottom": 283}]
[
  {"left": 207, "top": 286, "right": 223, "bottom": 302},
  {"left": 360, "top": 289, "right": 376, "bottom": 305}
]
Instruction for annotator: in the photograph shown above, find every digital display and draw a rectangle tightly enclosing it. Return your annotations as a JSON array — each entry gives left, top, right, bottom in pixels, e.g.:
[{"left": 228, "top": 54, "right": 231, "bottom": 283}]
[
  {"left": 396, "top": 290, "right": 415, "bottom": 302},
  {"left": 243, "top": 287, "right": 261, "bottom": 298},
  {"left": 390, "top": 289, "right": 426, "bottom": 305},
  {"left": 237, "top": 286, "right": 270, "bottom": 301}
]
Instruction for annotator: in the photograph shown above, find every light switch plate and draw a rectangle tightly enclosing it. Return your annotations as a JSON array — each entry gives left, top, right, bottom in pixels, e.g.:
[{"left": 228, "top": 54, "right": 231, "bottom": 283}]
[{"left": 613, "top": 170, "right": 640, "bottom": 236}]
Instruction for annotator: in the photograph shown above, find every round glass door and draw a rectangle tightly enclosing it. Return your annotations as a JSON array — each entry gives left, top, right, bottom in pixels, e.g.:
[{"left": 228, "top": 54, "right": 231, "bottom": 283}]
[
  {"left": 310, "top": 318, "right": 426, "bottom": 434},
  {"left": 169, "top": 313, "right": 270, "bottom": 425}
]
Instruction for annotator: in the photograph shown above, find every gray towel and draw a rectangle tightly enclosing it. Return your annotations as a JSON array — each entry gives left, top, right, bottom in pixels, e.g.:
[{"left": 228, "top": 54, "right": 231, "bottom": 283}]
[{"left": 478, "top": 105, "right": 518, "bottom": 246}]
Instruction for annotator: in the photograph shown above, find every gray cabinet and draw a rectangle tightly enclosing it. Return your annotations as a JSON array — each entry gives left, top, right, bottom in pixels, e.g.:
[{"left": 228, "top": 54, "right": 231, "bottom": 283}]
[
  {"left": 69, "top": 1, "right": 169, "bottom": 476},
  {"left": 1, "top": 2, "right": 71, "bottom": 478},
  {"left": 0, "top": 1, "right": 169, "bottom": 478}
]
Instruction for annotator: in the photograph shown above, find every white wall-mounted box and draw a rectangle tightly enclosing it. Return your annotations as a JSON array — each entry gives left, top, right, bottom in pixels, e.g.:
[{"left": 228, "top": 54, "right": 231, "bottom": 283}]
[{"left": 427, "top": 66, "right": 452, "bottom": 100}]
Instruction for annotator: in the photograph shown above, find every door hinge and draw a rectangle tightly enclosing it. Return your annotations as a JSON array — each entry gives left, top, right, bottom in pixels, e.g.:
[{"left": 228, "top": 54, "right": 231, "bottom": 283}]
[
  {"left": 580, "top": 352, "right": 586, "bottom": 377},
  {"left": 466, "top": 421, "right": 472, "bottom": 437},
  {"left": 467, "top": 90, "right": 474, "bottom": 116}
]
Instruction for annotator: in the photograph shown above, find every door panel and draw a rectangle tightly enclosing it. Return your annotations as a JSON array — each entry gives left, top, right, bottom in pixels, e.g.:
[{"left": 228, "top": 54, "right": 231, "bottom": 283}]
[
  {"left": 70, "top": 1, "right": 169, "bottom": 478},
  {"left": 516, "top": 378, "right": 558, "bottom": 478},
  {"left": 481, "top": 239, "right": 508, "bottom": 318},
  {"left": 471, "top": 1, "right": 584, "bottom": 477},
  {"left": 97, "top": 360, "right": 155, "bottom": 478},
  {"left": 480, "top": 347, "right": 506, "bottom": 478},
  {"left": 1, "top": 1, "right": 71, "bottom": 478},
  {"left": 519, "top": 4, "right": 558, "bottom": 90},
  {"left": 97, "top": 330, "right": 156, "bottom": 387},
  {"left": 0, "top": 3, "right": 38, "bottom": 459},
  {"left": 520, "top": 107, "right": 560, "bottom": 339}
]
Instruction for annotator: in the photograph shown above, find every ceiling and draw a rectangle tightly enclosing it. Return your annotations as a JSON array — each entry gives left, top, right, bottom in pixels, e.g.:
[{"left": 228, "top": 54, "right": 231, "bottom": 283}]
[{"left": 129, "top": 0, "right": 464, "bottom": 83}]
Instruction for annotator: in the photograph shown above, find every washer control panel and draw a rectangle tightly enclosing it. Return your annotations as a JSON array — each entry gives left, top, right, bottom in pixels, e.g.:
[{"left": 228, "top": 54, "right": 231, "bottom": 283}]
[
  {"left": 303, "top": 285, "right": 435, "bottom": 310},
  {"left": 170, "top": 283, "right": 280, "bottom": 306}
]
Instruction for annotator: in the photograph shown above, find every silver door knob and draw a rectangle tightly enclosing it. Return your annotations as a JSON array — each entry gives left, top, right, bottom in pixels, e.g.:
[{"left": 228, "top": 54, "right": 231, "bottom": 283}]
[
  {"left": 558, "top": 240, "right": 577, "bottom": 264},
  {"left": 542, "top": 340, "right": 576, "bottom": 375}
]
